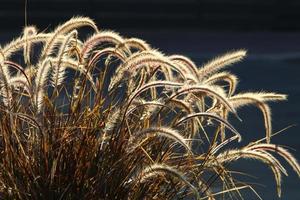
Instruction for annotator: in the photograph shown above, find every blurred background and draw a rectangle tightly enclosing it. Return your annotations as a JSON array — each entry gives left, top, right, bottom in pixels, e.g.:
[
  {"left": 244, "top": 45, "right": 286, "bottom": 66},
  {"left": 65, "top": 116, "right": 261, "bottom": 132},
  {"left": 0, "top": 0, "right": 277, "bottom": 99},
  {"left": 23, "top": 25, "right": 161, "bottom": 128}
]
[{"left": 1, "top": 0, "right": 299, "bottom": 199}]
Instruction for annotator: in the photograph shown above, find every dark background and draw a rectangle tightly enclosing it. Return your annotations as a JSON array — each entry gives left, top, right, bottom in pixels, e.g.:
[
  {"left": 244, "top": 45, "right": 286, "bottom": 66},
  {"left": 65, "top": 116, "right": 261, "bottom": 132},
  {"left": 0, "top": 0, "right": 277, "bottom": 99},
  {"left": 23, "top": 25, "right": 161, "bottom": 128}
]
[{"left": 1, "top": 0, "right": 299, "bottom": 199}]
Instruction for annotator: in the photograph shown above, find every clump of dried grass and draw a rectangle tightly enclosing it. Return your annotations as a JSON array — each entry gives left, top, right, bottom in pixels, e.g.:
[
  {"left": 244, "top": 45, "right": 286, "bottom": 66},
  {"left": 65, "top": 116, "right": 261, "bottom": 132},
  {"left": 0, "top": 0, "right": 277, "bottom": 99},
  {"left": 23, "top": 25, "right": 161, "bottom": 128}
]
[{"left": 0, "top": 17, "right": 298, "bottom": 199}]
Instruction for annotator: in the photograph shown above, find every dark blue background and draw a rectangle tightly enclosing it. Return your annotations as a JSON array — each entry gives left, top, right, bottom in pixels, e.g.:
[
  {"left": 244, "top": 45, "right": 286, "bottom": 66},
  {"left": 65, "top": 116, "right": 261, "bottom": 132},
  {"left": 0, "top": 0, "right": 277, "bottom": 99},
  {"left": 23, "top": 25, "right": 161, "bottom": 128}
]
[{"left": 1, "top": 0, "right": 299, "bottom": 199}]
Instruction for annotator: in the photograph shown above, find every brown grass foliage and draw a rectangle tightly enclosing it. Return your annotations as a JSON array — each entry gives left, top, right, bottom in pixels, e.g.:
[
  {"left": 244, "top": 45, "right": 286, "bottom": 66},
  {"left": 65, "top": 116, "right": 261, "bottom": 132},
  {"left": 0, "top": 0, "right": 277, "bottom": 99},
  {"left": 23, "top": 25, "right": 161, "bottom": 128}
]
[{"left": 0, "top": 17, "right": 299, "bottom": 199}]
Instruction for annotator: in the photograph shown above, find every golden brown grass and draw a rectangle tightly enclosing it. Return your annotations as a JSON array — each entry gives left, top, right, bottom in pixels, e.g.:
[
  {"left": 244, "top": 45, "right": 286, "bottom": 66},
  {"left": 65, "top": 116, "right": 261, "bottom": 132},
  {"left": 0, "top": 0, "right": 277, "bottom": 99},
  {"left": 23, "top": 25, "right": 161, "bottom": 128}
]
[{"left": 0, "top": 16, "right": 299, "bottom": 199}]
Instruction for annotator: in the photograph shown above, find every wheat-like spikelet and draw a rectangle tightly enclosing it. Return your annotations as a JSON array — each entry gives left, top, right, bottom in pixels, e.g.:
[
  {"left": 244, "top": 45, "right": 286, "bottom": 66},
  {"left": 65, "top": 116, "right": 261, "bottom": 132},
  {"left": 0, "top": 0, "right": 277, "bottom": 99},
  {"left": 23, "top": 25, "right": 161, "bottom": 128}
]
[
  {"left": 230, "top": 92, "right": 287, "bottom": 143},
  {"left": 9, "top": 76, "right": 31, "bottom": 95},
  {"left": 88, "top": 47, "right": 126, "bottom": 67},
  {"left": 0, "top": 61, "right": 11, "bottom": 106},
  {"left": 51, "top": 30, "right": 78, "bottom": 87},
  {"left": 40, "top": 16, "right": 98, "bottom": 59},
  {"left": 23, "top": 26, "right": 37, "bottom": 64},
  {"left": 51, "top": 58, "right": 96, "bottom": 90},
  {"left": 139, "top": 164, "right": 200, "bottom": 199},
  {"left": 3, "top": 33, "right": 52, "bottom": 59},
  {"left": 204, "top": 71, "right": 238, "bottom": 96},
  {"left": 122, "top": 38, "right": 151, "bottom": 51},
  {"left": 169, "top": 54, "right": 200, "bottom": 81},
  {"left": 169, "top": 84, "right": 237, "bottom": 115},
  {"left": 103, "top": 108, "right": 122, "bottom": 133},
  {"left": 246, "top": 144, "right": 300, "bottom": 177},
  {"left": 216, "top": 148, "right": 284, "bottom": 197},
  {"left": 109, "top": 50, "right": 187, "bottom": 90},
  {"left": 34, "top": 59, "right": 52, "bottom": 112},
  {"left": 128, "top": 127, "right": 191, "bottom": 153},
  {"left": 198, "top": 50, "right": 246, "bottom": 80},
  {"left": 80, "top": 31, "right": 127, "bottom": 60}
]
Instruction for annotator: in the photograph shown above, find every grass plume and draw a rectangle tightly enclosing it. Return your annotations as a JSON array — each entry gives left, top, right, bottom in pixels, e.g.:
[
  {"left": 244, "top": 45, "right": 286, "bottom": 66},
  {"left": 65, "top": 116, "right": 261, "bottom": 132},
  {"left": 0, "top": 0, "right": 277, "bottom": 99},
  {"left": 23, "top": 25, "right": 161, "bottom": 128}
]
[{"left": 0, "top": 17, "right": 298, "bottom": 200}]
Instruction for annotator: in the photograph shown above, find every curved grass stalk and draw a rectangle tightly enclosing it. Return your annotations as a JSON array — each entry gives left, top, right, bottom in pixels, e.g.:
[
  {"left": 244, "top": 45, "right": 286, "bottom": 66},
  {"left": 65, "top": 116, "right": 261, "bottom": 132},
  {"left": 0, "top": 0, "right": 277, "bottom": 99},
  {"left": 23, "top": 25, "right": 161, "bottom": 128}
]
[
  {"left": 169, "top": 84, "right": 237, "bottom": 116},
  {"left": 169, "top": 54, "right": 200, "bottom": 81},
  {"left": 87, "top": 47, "right": 126, "bottom": 67},
  {"left": 128, "top": 127, "right": 191, "bottom": 154},
  {"left": 139, "top": 164, "right": 200, "bottom": 199},
  {"left": 109, "top": 51, "right": 187, "bottom": 90},
  {"left": 126, "top": 99, "right": 171, "bottom": 117},
  {"left": 175, "top": 112, "right": 241, "bottom": 142},
  {"left": 217, "top": 149, "right": 283, "bottom": 197},
  {"left": 230, "top": 92, "right": 287, "bottom": 143},
  {"left": 246, "top": 144, "right": 300, "bottom": 177},
  {"left": 204, "top": 71, "right": 238, "bottom": 96}
]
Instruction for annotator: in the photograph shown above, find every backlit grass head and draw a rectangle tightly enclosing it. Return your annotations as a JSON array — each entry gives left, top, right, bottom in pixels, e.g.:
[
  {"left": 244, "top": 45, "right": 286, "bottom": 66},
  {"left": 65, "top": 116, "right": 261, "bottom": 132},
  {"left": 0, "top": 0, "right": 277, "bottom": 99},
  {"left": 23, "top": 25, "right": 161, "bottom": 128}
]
[{"left": 0, "top": 16, "right": 298, "bottom": 199}]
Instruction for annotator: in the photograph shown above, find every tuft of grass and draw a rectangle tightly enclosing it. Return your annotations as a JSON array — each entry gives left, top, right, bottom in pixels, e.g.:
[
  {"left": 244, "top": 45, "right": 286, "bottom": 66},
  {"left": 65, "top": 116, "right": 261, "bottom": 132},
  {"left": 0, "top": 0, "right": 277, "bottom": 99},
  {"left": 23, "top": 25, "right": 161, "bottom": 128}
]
[{"left": 0, "top": 16, "right": 298, "bottom": 199}]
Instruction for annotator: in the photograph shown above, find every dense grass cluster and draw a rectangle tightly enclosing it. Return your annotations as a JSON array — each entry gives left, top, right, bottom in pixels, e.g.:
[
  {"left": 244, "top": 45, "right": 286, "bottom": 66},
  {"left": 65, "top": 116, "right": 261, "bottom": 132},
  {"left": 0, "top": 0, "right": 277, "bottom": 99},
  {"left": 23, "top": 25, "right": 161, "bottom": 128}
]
[{"left": 0, "top": 17, "right": 299, "bottom": 199}]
